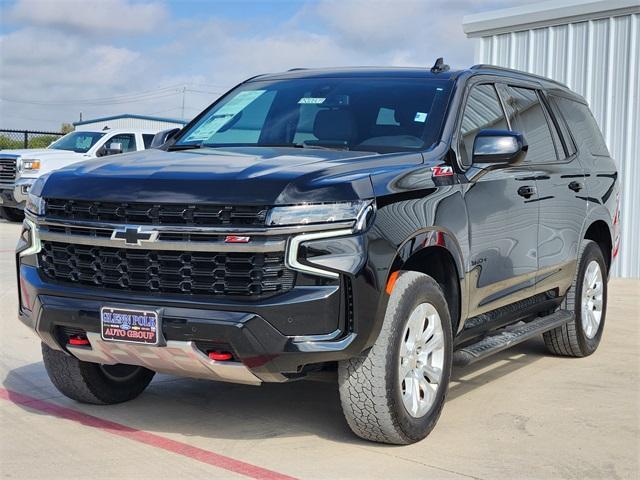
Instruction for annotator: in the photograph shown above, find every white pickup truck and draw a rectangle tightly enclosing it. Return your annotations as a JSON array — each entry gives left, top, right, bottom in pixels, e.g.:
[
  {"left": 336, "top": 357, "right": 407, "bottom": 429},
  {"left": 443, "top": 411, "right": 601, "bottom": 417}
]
[{"left": 0, "top": 128, "right": 160, "bottom": 221}]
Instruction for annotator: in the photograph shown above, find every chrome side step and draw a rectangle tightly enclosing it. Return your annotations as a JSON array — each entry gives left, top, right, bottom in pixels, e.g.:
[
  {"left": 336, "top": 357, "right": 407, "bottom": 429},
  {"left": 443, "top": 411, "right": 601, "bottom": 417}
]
[
  {"left": 67, "top": 332, "right": 262, "bottom": 386},
  {"left": 453, "top": 310, "right": 574, "bottom": 367}
]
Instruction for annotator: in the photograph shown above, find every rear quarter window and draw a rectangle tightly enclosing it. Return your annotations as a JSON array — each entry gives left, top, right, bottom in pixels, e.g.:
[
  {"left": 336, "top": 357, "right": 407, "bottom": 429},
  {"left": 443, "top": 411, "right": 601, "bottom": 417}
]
[
  {"left": 142, "top": 134, "right": 154, "bottom": 149},
  {"left": 552, "top": 97, "right": 610, "bottom": 157}
]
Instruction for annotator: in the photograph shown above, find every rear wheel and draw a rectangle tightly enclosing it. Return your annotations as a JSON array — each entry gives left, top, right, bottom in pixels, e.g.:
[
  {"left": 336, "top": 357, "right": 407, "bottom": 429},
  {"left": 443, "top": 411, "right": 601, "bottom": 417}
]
[
  {"left": 543, "top": 240, "right": 608, "bottom": 357},
  {"left": 338, "top": 271, "right": 453, "bottom": 444},
  {"left": 0, "top": 206, "right": 24, "bottom": 222},
  {"left": 42, "top": 343, "right": 155, "bottom": 404}
]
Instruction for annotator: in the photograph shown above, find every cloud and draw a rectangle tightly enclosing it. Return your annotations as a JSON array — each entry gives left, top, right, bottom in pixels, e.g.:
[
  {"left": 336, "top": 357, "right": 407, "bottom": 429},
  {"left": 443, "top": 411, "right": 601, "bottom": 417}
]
[
  {"left": 0, "top": 0, "right": 537, "bottom": 130},
  {"left": 7, "top": 0, "right": 167, "bottom": 35}
]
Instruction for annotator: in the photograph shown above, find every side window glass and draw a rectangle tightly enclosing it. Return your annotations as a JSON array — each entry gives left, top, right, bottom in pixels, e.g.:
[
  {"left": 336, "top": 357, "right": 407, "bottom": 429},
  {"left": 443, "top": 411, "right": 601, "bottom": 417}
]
[
  {"left": 459, "top": 84, "right": 508, "bottom": 167},
  {"left": 552, "top": 97, "right": 609, "bottom": 157},
  {"left": 547, "top": 96, "right": 577, "bottom": 157},
  {"left": 502, "top": 86, "right": 558, "bottom": 164},
  {"left": 107, "top": 134, "right": 136, "bottom": 152},
  {"left": 142, "top": 134, "right": 154, "bottom": 149}
]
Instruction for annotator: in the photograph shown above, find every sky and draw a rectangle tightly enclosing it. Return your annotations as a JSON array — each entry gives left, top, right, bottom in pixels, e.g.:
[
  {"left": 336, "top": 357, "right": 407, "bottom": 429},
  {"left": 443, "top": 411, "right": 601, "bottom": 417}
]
[{"left": 0, "top": 0, "right": 533, "bottom": 131}]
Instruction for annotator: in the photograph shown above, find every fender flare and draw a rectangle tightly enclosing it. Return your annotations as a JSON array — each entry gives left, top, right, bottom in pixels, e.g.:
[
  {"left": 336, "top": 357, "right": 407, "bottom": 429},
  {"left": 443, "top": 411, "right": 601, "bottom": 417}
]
[{"left": 363, "top": 227, "right": 467, "bottom": 349}]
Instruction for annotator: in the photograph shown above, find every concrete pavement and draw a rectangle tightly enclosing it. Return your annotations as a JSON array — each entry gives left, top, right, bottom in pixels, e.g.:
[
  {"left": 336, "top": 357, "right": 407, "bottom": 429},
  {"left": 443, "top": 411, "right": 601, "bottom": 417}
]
[{"left": 0, "top": 219, "right": 638, "bottom": 479}]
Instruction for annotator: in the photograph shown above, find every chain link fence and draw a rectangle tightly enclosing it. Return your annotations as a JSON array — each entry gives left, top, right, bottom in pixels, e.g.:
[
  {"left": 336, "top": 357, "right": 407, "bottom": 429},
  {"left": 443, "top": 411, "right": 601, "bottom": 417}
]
[{"left": 0, "top": 129, "right": 65, "bottom": 150}]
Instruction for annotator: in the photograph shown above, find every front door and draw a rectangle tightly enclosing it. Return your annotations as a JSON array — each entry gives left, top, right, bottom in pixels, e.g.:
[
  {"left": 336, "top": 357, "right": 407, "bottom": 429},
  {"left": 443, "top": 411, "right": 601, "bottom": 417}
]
[{"left": 458, "top": 82, "right": 539, "bottom": 319}]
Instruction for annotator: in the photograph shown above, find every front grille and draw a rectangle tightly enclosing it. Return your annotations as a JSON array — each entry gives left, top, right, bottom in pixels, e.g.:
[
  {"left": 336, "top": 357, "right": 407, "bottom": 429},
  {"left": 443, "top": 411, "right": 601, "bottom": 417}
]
[
  {"left": 39, "top": 241, "right": 295, "bottom": 296},
  {"left": 0, "top": 158, "right": 17, "bottom": 182},
  {"left": 44, "top": 199, "right": 268, "bottom": 227}
]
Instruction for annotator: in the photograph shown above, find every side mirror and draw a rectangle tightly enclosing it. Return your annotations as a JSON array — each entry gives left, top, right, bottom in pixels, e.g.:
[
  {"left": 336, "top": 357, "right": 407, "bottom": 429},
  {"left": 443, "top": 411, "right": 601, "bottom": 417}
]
[
  {"left": 106, "top": 142, "right": 123, "bottom": 155},
  {"left": 151, "top": 128, "right": 181, "bottom": 148},
  {"left": 472, "top": 129, "right": 527, "bottom": 166}
]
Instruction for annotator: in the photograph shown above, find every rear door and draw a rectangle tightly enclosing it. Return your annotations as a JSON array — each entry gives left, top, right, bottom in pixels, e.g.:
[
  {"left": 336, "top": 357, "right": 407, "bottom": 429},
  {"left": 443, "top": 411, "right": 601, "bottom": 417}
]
[
  {"left": 458, "top": 81, "right": 539, "bottom": 319},
  {"left": 499, "top": 85, "right": 587, "bottom": 296}
]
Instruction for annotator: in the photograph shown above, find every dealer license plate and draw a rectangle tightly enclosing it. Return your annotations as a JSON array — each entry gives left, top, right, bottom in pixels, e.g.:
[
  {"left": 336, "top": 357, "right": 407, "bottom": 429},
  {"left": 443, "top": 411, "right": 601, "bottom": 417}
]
[{"left": 101, "top": 307, "right": 159, "bottom": 345}]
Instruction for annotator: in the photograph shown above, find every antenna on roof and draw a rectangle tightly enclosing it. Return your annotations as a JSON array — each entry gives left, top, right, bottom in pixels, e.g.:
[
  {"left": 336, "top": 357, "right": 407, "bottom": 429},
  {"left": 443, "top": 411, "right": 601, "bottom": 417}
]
[{"left": 430, "top": 57, "right": 450, "bottom": 73}]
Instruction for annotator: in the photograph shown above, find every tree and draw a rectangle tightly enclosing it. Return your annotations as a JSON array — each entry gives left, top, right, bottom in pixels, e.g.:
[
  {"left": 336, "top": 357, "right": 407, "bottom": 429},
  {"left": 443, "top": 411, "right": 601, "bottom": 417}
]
[{"left": 61, "top": 123, "right": 74, "bottom": 134}]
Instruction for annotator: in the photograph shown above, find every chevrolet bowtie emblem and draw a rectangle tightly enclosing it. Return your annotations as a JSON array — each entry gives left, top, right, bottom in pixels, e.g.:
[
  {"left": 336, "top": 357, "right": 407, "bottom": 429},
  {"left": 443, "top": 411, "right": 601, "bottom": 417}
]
[{"left": 111, "top": 226, "right": 159, "bottom": 246}]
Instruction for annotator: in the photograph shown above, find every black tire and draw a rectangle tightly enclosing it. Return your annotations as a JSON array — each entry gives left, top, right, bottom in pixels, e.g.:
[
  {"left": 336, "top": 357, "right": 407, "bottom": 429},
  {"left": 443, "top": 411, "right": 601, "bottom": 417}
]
[
  {"left": 338, "top": 271, "right": 453, "bottom": 444},
  {"left": 543, "top": 240, "right": 608, "bottom": 357},
  {"left": 0, "top": 206, "right": 24, "bottom": 222},
  {"left": 42, "top": 343, "right": 155, "bottom": 405}
]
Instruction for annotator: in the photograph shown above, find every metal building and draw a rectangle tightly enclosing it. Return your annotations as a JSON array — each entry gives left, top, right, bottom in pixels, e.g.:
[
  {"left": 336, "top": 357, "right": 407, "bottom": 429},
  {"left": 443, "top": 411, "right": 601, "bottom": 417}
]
[
  {"left": 73, "top": 114, "right": 186, "bottom": 132},
  {"left": 463, "top": 0, "right": 639, "bottom": 278}
]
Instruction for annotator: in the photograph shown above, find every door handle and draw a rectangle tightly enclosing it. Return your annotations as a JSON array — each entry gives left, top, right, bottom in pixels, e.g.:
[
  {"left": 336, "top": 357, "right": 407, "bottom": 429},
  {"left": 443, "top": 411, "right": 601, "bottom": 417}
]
[
  {"left": 517, "top": 185, "right": 536, "bottom": 199},
  {"left": 568, "top": 181, "right": 584, "bottom": 192}
]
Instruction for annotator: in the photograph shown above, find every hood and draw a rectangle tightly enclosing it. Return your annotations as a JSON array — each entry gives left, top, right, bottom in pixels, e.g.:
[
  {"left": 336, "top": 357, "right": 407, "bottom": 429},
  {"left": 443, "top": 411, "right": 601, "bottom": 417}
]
[
  {"left": 40, "top": 147, "right": 422, "bottom": 205},
  {"left": 0, "top": 148, "right": 86, "bottom": 159}
]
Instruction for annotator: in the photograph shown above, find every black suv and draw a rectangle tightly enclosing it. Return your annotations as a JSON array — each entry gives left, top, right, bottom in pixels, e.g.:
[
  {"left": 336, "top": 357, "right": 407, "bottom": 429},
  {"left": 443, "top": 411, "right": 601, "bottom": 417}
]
[{"left": 17, "top": 63, "right": 620, "bottom": 445}]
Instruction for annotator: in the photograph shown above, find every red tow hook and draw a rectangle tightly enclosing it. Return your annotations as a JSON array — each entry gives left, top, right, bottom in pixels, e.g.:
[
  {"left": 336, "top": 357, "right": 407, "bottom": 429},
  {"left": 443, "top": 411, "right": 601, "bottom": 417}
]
[
  {"left": 208, "top": 351, "right": 233, "bottom": 361},
  {"left": 68, "top": 336, "right": 90, "bottom": 346}
]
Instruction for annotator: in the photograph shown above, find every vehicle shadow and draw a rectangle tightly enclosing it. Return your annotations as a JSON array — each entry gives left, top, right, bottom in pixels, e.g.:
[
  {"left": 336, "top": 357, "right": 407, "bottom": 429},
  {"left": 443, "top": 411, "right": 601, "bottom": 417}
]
[
  {"left": 448, "top": 336, "right": 549, "bottom": 401},
  {"left": 2, "top": 336, "right": 551, "bottom": 444}
]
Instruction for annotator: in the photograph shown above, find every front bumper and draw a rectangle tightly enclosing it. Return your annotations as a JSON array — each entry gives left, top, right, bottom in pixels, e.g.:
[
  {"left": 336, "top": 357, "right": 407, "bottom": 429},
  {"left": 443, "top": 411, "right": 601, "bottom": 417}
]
[
  {"left": 0, "top": 178, "right": 35, "bottom": 209},
  {"left": 18, "top": 262, "right": 374, "bottom": 384}
]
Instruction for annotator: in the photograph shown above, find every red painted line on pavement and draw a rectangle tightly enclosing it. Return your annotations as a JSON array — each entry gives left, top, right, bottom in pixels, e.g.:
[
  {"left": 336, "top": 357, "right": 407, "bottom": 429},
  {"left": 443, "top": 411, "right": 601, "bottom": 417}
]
[
  {"left": 0, "top": 388, "right": 297, "bottom": 480},
  {"left": 0, "top": 249, "right": 16, "bottom": 253}
]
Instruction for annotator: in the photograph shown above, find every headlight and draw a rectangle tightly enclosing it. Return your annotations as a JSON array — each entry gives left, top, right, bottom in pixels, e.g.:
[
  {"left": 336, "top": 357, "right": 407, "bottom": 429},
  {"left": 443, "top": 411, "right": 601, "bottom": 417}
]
[
  {"left": 266, "top": 200, "right": 372, "bottom": 227},
  {"left": 25, "top": 192, "right": 45, "bottom": 216},
  {"left": 20, "top": 159, "right": 41, "bottom": 172}
]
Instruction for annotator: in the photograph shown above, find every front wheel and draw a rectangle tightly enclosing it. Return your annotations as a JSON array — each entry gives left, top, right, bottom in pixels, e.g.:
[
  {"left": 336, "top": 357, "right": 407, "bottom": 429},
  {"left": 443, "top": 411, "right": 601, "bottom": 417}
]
[
  {"left": 42, "top": 343, "right": 155, "bottom": 404},
  {"left": 338, "top": 271, "right": 453, "bottom": 444}
]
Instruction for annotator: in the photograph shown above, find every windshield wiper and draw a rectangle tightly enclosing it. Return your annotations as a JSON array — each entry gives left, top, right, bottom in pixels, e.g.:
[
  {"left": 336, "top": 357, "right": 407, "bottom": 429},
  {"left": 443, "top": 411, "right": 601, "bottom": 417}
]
[{"left": 243, "top": 143, "right": 350, "bottom": 151}]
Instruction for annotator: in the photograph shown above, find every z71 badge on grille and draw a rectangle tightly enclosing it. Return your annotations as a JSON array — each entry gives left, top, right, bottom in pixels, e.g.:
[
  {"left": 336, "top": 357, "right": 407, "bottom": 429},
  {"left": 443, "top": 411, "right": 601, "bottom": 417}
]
[{"left": 111, "top": 226, "right": 159, "bottom": 246}]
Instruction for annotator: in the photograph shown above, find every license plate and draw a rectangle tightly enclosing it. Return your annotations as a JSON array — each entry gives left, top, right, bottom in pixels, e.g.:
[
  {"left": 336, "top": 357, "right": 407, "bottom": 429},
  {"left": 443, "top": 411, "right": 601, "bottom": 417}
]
[{"left": 101, "top": 307, "right": 159, "bottom": 345}]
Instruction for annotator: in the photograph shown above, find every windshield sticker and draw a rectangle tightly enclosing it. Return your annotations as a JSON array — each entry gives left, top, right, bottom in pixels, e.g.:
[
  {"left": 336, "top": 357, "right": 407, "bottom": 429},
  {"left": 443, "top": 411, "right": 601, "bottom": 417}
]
[
  {"left": 215, "top": 90, "right": 266, "bottom": 116},
  {"left": 183, "top": 90, "right": 266, "bottom": 142},
  {"left": 414, "top": 112, "right": 428, "bottom": 123},
  {"left": 298, "top": 97, "right": 326, "bottom": 104}
]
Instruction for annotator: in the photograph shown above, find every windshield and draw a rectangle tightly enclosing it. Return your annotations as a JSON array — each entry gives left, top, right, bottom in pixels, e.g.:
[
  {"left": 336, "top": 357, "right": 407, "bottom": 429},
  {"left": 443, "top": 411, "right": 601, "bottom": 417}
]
[
  {"left": 175, "top": 77, "right": 453, "bottom": 153},
  {"left": 49, "top": 131, "right": 106, "bottom": 153}
]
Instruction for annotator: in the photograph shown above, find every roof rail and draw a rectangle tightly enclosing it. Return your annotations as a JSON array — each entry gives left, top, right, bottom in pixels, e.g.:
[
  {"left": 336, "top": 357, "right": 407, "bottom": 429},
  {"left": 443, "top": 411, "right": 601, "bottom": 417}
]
[
  {"left": 287, "top": 68, "right": 308, "bottom": 72},
  {"left": 470, "top": 64, "right": 569, "bottom": 88}
]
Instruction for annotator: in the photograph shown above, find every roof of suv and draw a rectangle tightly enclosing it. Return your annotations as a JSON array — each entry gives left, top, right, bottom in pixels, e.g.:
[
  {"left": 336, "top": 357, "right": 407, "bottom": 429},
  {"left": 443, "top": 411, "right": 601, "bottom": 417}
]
[{"left": 252, "top": 65, "right": 576, "bottom": 96}]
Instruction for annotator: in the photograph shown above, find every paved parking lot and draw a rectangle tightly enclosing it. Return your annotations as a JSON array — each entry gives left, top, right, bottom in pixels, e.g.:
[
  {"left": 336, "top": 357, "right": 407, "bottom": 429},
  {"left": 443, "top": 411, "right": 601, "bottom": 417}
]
[{"left": 0, "top": 218, "right": 638, "bottom": 479}]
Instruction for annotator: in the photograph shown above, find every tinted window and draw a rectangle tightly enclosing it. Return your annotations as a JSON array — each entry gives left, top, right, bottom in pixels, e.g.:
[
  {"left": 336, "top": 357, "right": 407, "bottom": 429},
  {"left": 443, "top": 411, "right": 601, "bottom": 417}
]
[
  {"left": 459, "top": 84, "right": 508, "bottom": 167},
  {"left": 546, "top": 96, "right": 577, "bottom": 157},
  {"left": 553, "top": 97, "right": 610, "bottom": 157},
  {"left": 49, "top": 131, "right": 105, "bottom": 153},
  {"left": 501, "top": 86, "right": 557, "bottom": 164},
  {"left": 176, "top": 78, "right": 453, "bottom": 153},
  {"left": 107, "top": 134, "right": 136, "bottom": 152},
  {"left": 142, "top": 134, "right": 154, "bottom": 149}
]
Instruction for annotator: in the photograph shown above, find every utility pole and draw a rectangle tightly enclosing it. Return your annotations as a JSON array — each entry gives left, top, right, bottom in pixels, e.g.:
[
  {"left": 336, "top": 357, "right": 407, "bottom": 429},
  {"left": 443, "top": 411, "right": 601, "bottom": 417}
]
[
  {"left": 181, "top": 86, "right": 186, "bottom": 120},
  {"left": 79, "top": 112, "right": 83, "bottom": 122}
]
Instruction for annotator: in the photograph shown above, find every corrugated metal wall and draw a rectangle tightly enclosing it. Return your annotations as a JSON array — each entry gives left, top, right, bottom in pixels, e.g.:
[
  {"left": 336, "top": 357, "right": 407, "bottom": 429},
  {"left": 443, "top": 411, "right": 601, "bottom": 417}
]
[{"left": 474, "top": 12, "right": 639, "bottom": 278}]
